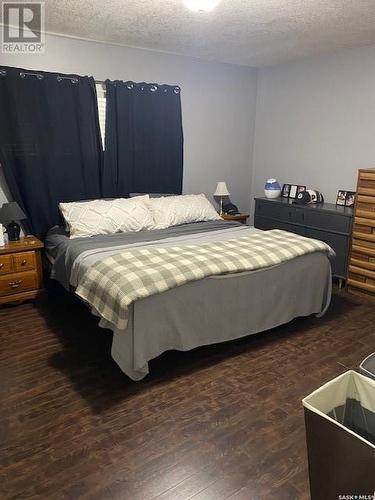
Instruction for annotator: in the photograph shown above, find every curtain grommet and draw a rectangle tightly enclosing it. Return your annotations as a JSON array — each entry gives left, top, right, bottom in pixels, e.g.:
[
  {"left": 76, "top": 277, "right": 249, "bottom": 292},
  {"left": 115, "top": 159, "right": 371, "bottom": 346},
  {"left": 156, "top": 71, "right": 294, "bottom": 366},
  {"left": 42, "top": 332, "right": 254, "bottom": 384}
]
[
  {"left": 19, "top": 71, "right": 44, "bottom": 80},
  {"left": 57, "top": 76, "right": 78, "bottom": 84}
]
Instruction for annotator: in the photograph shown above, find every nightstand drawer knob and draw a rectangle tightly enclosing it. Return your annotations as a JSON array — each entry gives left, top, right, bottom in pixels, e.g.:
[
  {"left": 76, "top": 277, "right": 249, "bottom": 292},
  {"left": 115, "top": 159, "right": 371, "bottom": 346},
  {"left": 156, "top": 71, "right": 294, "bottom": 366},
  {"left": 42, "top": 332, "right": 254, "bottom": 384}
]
[
  {"left": 21, "top": 259, "right": 27, "bottom": 266},
  {"left": 8, "top": 280, "right": 22, "bottom": 288},
  {"left": 0, "top": 263, "right": 3, "bottom": 269}
]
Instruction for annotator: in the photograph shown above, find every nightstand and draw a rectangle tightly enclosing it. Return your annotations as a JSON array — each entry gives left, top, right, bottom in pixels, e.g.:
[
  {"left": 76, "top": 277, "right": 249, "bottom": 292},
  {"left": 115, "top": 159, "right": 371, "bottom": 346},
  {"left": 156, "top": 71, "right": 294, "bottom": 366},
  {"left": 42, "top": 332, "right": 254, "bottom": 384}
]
[
  {"left": 0, "top": 236, "right": 44, "bottom": 305},
  {"left": 222, "top": 213, "right": 249, "bottom": 225}
]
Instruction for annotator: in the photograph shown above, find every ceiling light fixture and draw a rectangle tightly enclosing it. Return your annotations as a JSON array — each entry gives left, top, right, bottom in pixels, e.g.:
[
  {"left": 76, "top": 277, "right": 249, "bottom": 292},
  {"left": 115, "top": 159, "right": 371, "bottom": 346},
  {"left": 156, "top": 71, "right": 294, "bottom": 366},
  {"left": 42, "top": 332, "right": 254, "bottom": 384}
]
[{"left": 183, "top": 0, "right": 221, "bottom": 13}]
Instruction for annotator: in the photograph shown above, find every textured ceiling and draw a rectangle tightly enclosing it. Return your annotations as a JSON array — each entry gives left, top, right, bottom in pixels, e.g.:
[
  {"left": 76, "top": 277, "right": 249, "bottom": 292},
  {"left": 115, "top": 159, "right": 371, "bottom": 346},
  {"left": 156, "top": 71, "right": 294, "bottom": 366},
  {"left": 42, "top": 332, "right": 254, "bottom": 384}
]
[{"left": 43, "top": 0, "right": 375, "bottom": 66}]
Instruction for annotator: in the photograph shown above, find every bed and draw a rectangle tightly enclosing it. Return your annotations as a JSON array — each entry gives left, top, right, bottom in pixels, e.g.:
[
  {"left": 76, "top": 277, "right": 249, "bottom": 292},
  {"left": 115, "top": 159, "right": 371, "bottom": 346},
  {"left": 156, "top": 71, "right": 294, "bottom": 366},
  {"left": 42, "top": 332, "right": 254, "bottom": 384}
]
[{"left": 46, "top": 219, "right": 333, "bottom": 380}]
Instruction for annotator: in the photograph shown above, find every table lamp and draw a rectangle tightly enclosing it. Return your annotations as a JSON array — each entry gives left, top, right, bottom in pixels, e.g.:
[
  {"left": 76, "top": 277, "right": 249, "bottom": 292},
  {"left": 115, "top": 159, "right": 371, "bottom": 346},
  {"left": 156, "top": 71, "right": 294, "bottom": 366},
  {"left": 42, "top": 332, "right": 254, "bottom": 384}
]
[
  {"left": 214, "top": 182, "right": 230, "bottom": 216},
  {"left": 0, "top": 202, "right": 27, "bottom": 241}
]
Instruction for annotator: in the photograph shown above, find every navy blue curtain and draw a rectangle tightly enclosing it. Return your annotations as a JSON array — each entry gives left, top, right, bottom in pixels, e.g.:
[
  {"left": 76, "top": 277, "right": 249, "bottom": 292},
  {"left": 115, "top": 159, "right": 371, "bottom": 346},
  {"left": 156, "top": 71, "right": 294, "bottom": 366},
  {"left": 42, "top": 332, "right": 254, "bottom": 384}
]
[
  {"left": 0, "top": 66, "right": 102, "bottom": 235},
  {"left": 103, "top": 80, "right": 183, "bottom": 198}
]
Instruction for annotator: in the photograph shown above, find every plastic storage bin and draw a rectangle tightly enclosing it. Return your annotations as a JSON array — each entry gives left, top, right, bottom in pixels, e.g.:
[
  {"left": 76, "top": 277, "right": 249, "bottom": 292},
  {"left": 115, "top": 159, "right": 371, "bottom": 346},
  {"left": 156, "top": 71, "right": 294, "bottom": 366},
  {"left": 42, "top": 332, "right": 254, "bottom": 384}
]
[
  {"left": 303, "top": 370, "right": 375, "bottom": 500},
  {"left": 360, "top": 353, "right": 375, "bottom": 380}
]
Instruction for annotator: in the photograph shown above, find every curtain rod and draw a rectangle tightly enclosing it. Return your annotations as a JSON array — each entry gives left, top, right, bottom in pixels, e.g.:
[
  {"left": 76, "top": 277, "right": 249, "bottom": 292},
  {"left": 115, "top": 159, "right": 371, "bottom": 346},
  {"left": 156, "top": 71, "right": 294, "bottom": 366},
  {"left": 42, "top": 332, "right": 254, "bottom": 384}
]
[
  {"left": 0, "top": 68, "right": 101, "bottom": 85},
  {"left": 17, "top": 70, "right": 79, "bottom": 83},
  {"left": 23, "top": 70, "right": 105, "bottom": 86},
  {"left": 2, "top": 70, "right": 177, "bottom": 92}
]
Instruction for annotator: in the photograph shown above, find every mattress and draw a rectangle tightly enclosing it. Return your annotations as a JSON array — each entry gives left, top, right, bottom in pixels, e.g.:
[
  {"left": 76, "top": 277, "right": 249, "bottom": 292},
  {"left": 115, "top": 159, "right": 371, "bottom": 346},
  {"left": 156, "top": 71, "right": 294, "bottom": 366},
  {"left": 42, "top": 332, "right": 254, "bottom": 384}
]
[
  {"left": 45, "top": 221, "right": 333, "bottom": 380},
  {"left": 45, "top": 221, "right": 258, "bottom": 289}
]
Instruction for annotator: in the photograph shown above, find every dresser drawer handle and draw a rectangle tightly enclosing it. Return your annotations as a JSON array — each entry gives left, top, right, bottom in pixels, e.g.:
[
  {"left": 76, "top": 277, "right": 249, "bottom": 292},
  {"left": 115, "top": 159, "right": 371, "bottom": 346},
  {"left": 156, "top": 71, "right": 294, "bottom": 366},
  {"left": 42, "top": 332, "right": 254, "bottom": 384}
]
[
  {"left": 0, "top": 263, "right": 3, "bottom": 269},
  {"left": 21, "top": 259, "right": 27, "bottom": 266},
  {"left": 8, "top": 280, "right": 22, "bottom": 288}
]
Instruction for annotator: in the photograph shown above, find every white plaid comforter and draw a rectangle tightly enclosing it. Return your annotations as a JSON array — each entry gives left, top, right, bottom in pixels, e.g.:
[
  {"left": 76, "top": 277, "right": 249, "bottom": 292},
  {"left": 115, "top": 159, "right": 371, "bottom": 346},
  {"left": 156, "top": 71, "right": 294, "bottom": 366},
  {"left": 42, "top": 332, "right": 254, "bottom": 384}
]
[{"left": 75, "top": 229, "right": 334, "bottom": 330}]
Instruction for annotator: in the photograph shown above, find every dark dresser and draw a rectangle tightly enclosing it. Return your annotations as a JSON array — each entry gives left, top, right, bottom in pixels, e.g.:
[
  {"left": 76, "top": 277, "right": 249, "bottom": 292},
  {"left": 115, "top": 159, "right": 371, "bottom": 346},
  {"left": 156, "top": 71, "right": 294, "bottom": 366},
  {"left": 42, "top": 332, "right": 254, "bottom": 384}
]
[{"left": 254, "top": 197, "right": 354, "bottom": 281}]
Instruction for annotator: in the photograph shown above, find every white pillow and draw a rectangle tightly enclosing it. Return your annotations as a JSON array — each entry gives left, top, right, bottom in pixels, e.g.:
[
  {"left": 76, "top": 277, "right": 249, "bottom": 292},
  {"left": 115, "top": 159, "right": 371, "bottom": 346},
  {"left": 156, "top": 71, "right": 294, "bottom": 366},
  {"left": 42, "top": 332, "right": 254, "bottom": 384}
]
[
  {"left": 59, "top": 196, "right": 154, "bottom": 238},
  {"left": 147, "top": 194, "right": 221, "bottom": 230}
]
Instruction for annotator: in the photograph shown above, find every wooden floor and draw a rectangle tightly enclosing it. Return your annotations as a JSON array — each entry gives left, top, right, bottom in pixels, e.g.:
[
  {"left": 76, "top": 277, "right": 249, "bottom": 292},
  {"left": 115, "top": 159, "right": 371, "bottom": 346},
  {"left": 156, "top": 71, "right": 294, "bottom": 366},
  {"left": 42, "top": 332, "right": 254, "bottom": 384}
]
[{"left": 0, "top": 288, "right": 374, "bottom": 500}]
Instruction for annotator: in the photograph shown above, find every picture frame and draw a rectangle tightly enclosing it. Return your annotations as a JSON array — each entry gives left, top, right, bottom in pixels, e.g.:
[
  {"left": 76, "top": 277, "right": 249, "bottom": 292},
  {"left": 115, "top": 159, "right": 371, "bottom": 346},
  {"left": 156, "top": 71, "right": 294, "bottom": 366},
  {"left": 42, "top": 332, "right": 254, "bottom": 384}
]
[
  {"left": 345, "top": 191, "right": 356, "bottom": 207},
  {"left": 336, "top": 190, "right": 347, "bottom": 206},
  {"left": 281, "top": 184, "right": 291, "bottom": 198},
  {"left": 289, "top": 185, "right": 298, "bottom": 199}
]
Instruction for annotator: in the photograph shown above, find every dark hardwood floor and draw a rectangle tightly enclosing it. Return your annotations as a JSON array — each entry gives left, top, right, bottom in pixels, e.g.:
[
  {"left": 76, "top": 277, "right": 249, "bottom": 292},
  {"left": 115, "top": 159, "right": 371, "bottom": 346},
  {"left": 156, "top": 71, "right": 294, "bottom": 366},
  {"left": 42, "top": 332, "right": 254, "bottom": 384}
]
[{"left": 0, "top": 288, "right": 374, "bottom": 500}]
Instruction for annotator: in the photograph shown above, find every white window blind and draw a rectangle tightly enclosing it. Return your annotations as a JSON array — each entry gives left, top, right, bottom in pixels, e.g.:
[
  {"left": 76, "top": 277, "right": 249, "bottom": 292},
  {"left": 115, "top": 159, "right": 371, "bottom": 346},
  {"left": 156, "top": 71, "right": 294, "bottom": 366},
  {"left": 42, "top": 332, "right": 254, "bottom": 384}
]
[{"left": 96, "top": 83, "right": 106, "bottom": 146}]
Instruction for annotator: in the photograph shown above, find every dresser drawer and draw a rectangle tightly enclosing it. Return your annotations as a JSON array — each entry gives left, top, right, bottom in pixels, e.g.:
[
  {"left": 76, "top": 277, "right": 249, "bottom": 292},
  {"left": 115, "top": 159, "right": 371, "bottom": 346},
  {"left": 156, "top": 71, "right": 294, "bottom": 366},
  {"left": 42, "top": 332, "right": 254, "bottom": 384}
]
[
  {"left": 0, "top": 271, "right": 39, "bottom": 297},
  {"left": 13, "top": 251, "right": 36, "bottom": 272},
  {"left": 302, "top": 210, "right": 351, "bottom": 234},
  {"left": 0, "top": 255, "right": 13, "bottom": 275},
  {"left": 255, "top": 200, "right": 296, "bottom": 223},
  {"left": 254, "top": 216, "right": 293, "bottom": 232}
]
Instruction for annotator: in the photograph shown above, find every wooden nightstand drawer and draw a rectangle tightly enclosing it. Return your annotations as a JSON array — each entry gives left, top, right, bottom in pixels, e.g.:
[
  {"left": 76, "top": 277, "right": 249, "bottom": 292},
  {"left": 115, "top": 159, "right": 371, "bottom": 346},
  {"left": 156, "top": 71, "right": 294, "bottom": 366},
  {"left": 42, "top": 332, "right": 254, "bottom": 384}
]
[
  {"left": 0, "top": 255, "right": 13, "bottom": 275},
  {"left": 13, "top": 251, "right": 36, "bottom": 272},
  {"left": 0, "top": 271, "right": 39, "bottom": 297},
  {"left": 0, "top": 236, "right": 44, "bottom": 305}
]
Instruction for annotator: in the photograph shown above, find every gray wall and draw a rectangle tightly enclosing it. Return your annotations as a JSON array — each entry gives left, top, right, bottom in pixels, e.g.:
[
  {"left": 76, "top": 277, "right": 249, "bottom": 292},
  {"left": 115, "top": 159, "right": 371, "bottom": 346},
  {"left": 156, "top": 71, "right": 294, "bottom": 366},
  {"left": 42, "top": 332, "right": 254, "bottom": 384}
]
[
  {"left": 6, "top": 34, "right": 375, "bottom": 223},
  {"left": 0, "top": 33, "right": 258, "bottom": 213},
  {"left": 252, "top": 44, "right": 375, "bottom": 216}
]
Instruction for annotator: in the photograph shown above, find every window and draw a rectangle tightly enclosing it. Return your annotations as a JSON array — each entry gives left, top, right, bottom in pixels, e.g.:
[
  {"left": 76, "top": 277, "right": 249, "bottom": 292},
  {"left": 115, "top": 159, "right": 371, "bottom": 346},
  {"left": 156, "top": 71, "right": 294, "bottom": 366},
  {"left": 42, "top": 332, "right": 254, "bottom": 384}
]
[{"left": 96, "top": 83, "right": 106, "bottom": 146}]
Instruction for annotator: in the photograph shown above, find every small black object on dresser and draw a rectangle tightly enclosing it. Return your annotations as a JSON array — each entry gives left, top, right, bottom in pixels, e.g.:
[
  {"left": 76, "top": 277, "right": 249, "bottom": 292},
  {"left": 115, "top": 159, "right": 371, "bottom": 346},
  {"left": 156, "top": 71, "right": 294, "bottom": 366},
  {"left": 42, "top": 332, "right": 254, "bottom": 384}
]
[{"left": 254, "top": 197, "right": 354, "bottom": 281}]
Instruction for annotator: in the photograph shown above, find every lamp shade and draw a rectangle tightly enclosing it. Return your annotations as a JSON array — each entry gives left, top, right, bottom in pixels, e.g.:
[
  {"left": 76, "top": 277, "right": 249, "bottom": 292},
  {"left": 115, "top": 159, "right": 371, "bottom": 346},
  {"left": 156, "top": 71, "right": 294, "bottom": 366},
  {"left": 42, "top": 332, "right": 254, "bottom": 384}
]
[
  {"left": 0, "top": 202, "right": 27, "bottom": 223},
  {"left": 214, "top": 182, "right": 230, "bottom": 197}
]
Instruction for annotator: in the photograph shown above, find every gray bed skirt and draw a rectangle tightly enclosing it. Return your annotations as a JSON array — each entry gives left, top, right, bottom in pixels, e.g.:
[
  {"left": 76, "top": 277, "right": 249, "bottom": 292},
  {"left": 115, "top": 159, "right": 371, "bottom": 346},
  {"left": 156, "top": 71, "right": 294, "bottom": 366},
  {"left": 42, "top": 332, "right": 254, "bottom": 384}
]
[{"left": 99, "top": 252, "right": 332, "bottom": 380}]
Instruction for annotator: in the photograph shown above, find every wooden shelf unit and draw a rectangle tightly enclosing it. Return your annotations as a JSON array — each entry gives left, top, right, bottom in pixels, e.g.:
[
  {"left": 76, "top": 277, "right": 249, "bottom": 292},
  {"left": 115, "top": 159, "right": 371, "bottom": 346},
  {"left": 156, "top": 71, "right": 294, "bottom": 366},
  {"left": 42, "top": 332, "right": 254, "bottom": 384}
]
[
  {"left": 221, "top": 213, "right": 249, "bottom": 224},
  {"left": 347, "top": 169, "right": 375, "bottom": 297}
]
